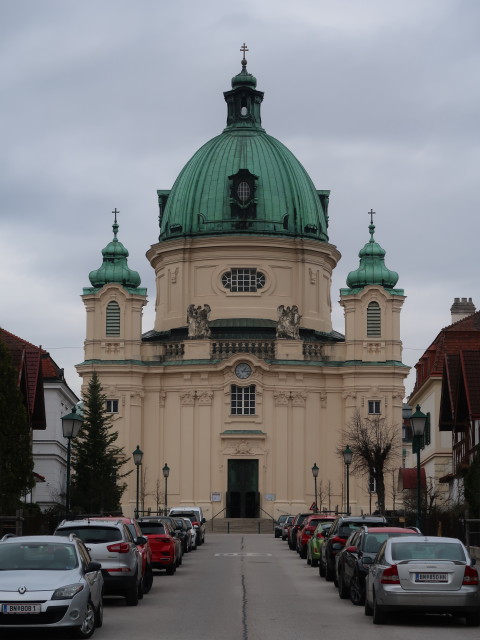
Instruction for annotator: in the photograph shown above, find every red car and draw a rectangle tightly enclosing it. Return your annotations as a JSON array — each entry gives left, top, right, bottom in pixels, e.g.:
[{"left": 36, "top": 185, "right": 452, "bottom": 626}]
[
  {"left": 297, "top": 514, "right": 336, "bottom": 560},
  {"left": 89, "top": 516, "right": 154, "bottom": 593},
  {"left": 137, "top": 517, "right": 178, "bottom": 575}
]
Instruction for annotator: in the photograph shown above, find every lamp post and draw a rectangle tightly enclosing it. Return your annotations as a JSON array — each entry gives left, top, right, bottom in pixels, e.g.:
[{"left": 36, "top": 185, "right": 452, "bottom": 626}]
[
  {"left": 163, "top": 463, "right": 170, "bottom": 515},
  {"left": 132, "top": 446, "right": 143, "bottom": 518},
  {"left": 311, "top": 463, "right": 319, "bottom": 512},
  {"left": 410, "top": 404, "right": 427, "bottom": 530},
  {"left": 343, "top": 445, "right": 353, "bottom": 515},
  {"left": 61, "top": 406, "right": 84, "bottom": 518}
]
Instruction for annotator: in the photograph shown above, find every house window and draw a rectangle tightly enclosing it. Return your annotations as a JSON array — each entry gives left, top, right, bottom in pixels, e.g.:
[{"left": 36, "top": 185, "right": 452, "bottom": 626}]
[
  {"left": 368, "top": 400, "right": 381, "bottom": 415},
  {"left": 106, "top": 301, "right": 120, "bottom": 336},
  {"left": 367, "top": 301, "right": 381, "bottom": 337},
  {"left": 106, "top": 399, "right": 119, "bottom": 413},
  {"left": 221, "top": 268, "right": 265, "bottom": 292},
  {"left": 368, "top": 471, "right": 377, "bottom": 493},
  {"left": 231, "top": 385, "right": 256, "bottom": 415}
]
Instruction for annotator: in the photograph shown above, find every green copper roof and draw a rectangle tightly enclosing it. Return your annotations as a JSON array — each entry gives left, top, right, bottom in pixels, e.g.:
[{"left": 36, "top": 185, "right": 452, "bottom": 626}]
[
  {"left": 158, "top": 53, "right": 329, "bottom": 242},
  {"left": 345, "top": 220, "right": 400, "bottom": 291},
  {"left": 84, "top": 215, "right": 146, "bottom": 295}
]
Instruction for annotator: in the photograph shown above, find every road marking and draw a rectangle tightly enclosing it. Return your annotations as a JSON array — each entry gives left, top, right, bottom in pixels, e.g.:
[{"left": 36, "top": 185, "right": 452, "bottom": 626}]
[{"left": 215, "top": 552, "right": 273, "bottom": 557}]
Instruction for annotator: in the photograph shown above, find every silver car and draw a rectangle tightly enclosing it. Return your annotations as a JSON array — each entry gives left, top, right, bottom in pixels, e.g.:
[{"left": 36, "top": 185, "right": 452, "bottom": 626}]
[
  {"left": 0, "top": 534, "right": 103, "bottom": 638},
  {"left": 364, "top": 535, "right": 480, "bottom": 626}
]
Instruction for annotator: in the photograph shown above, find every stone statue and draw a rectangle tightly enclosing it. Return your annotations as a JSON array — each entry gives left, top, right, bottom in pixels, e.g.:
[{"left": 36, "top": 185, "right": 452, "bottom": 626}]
[
  {"left": 276, "top": 304, "right": 301, "bottom": 339},
  {"left": 187, "top": 304, "right": 211, "bottom": 339}
]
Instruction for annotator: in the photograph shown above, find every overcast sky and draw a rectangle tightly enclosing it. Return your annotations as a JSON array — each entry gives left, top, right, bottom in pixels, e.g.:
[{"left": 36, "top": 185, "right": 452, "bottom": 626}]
[{"left": 1, "top": 0, "right": 478, "bottom": 400}]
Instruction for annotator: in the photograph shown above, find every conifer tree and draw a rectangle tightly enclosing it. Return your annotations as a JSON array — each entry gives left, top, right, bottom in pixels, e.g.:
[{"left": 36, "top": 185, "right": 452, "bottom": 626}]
[
  {"left": 70, "top": 372, "right": 130, "bottom": 514},
  {"left": 0, "top": 339, "right": 34, "bottom": 513}
]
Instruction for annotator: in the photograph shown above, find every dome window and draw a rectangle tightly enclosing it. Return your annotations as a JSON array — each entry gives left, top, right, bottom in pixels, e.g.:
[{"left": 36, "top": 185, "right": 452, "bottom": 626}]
[
  {"left": 237, "top": 181, "right": 251, "bottom": 202},
  {"left": 222, "top": 268, "right": 265, "bottom": 292}
]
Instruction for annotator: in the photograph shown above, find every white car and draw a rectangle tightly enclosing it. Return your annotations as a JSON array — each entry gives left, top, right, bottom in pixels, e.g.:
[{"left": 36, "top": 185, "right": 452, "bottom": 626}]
[{"left": 0, "top": 534, "right": 103, "bottom": 638}]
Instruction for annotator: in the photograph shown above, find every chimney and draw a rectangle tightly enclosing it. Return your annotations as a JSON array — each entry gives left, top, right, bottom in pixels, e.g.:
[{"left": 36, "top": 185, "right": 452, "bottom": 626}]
[{"left": 450, "top": 297, "right": 476, "bottom": 323}]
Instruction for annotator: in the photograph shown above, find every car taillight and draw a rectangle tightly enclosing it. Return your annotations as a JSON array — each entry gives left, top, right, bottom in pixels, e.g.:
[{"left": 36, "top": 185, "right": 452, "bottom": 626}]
[
  {"left": 463, "top": 565, "right": 479, "bottom": 585},
  {"left": 107, "top": 542, "right": 131, "bottom": 553},
  {"left": 381, "top": 565, "right": 400, "bottom": 584}
]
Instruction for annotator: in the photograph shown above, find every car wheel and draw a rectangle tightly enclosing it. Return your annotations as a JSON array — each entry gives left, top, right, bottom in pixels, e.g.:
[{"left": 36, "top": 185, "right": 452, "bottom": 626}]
[
  {"left": 373, "top": 597, "right": 388, "bottom": 625},
  {"left": 143, "top": 564, "right": 153, "bottom": 594},
  {"left": 465, "top": 612, "right": 480, "bottom": 627},
  {"left": 311, "top": 557, "right": 318, "bottom": 567},
  {"left": 306, "top": 547, "right": 312, "bottom": 565},
  {"left": 319, "top": 559, "right": 325, "bottom": 577},
  {"left": 275, "top": 531, "right": 280, "bottom": 538},
  {"left": 95, "top": 596, "right": 103, "bottom": 628},
  {"left": 137, "top": 576, "right": 144, "bottom": 600},
  {"left": 71, "top": 600, "right": 96, "bottom": 638},
  {"left": 125, "top": 583, "right": 139, "bottom": 606},
  {"left": 337, "top": 571, "right": 349, "bottom": 599},
  {"left": 166, "top": 564, "right": 176, "bottom": 575},
  {"left": 350, "top": 573, "right": 364, "bottom": 606},
  {"left": 299, "top": 545, "right": 307, "bottom": 560}
]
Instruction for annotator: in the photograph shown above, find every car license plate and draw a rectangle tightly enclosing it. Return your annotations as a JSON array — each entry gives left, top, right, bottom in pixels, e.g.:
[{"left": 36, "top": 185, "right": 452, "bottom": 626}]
[
  {"left": 2, "top": 603, "right": 41, "bottom": 614},
  {"left": 415, "top": 573, "right": 448, "bottom": 583}
]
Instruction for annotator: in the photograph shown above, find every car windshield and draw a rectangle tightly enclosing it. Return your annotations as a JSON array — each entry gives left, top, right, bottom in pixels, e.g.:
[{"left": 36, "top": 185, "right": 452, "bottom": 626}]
[
  {"left": 391, "top": 541, "right": 466, "bottom": 562},
  {"left": 139, "top": 523, "right": 167, "bottom": 535},
  {"left": 0, "top": 543, "right": 78, "bottom": 571},
  {"left": 56, "top": 526, "right": 121, "bottom": 544},
  {"left": 364, "top": 532, "right": 413, "bottom": 553}
]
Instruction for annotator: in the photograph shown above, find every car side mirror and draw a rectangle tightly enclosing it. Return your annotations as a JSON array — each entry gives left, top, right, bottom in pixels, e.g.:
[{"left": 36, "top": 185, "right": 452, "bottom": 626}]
[
  {"left": 134, "top": 536, "right": 148, "bottom": 546},
  {"left": 202, "top": 518, "right": 206, "bottom": 524},
  {"left": 86, "top": 561, "right": 102, "bottom": 572}
]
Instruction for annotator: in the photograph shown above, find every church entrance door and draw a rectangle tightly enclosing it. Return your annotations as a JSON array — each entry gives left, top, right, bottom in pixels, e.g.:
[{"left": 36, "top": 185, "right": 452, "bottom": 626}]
[{"left": 226, "top": 459, "right": 259, "bottom": 518}]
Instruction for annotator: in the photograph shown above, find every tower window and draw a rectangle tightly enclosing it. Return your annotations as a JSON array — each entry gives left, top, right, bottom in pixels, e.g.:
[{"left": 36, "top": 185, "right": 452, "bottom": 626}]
[
  {"left": 106, "top": 301, "right": 120, "bottom": 336},
  {"left": 367, "top": 301, "right": 381, "bottom": 337},
  {"left": 231, "top": 385, "right": 256, "bottom": 415},
  {"left": 368, "top": 400, "right": 381, "bottom": 415},
  {"left": 106, "top": 399, "right": 119, "bottom": 413},
  {"left": 222, "top": 268, "right": 265, "bottom": 292}
]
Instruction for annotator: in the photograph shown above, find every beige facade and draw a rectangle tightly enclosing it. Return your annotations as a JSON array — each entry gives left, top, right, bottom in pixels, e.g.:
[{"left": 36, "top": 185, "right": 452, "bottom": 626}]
[{"left": 78, "top": 234, "right": 408, "bottom": 521}]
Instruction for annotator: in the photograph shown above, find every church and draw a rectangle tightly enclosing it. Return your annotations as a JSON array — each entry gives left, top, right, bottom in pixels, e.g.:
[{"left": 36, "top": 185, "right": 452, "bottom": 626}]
[{"left": 77, "top": 50, "right": 409, "bottom": 521}]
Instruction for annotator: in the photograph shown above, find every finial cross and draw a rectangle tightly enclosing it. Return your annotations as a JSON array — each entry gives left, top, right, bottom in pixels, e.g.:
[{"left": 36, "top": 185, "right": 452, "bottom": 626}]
[
  {"left": 112, "top": 207, "right": 119, "bottom": 223},
  {"left": 240, "top": 43, "right": 249, "bottom": 65},
  {"left": 368, "top": 208, "right": 376, "bottom": 225}
]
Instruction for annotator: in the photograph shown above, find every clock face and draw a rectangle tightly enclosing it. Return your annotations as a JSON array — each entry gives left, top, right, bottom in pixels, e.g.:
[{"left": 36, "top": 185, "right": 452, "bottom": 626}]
[{"left": 235, "top": 363, "right": 252, "bottom": 379}]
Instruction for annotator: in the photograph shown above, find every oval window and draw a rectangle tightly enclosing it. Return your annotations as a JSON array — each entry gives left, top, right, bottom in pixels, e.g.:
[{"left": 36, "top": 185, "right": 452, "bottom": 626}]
[
  {"left": 241, "top": 106, "right": 248, "bottom": 116},
  {"left": 237, "top": 182, "right": 250, "bottom": 202}
]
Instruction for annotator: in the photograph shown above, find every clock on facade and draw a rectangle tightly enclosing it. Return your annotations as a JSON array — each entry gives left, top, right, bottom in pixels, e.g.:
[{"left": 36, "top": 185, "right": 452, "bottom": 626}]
[{"left": 235, "top": 363, "right": 252, "bottom": 379}]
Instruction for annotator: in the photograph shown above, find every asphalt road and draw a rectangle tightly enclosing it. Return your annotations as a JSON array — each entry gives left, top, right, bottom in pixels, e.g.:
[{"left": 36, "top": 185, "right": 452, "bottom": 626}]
[{"left": 4, "top": 533, "right": 480, "bottom": 640}]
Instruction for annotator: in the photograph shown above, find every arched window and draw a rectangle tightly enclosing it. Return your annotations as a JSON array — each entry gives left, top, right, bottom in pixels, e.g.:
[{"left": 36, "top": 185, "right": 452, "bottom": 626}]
[
  {"left": 106, "top": 301, "right": 120, "bottom": 336},
  {"left": 231, "top": 385, "right": 256, "bottom": 415},
  {"left": 367, "top": 301, "right": 381, "bottom": 337}
]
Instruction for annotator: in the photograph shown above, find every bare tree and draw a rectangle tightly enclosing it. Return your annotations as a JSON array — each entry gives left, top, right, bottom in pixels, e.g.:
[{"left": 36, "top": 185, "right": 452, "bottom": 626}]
[{"left": 338, "top": 410, "right": 401, "bottom": 515}]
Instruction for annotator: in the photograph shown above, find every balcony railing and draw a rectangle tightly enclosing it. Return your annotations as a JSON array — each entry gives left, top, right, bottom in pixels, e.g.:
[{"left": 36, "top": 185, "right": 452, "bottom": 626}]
[{"left": 212, "top": 340, "right": 275, "bottom": 359}]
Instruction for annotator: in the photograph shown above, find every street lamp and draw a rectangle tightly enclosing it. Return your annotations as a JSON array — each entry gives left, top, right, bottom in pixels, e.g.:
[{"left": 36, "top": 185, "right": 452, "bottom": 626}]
[
  {"left": 132, "top": 446, "right": 143, "bottom": 518},
  {"left": 311, "top": 463, "right": 319, "bottom": 512},
  {"left": 61, "top": 406, "right": 84, "bottom": 518},
  {"left": 163, "top": 463, "right": 170, "bottom": 515},
  {"left": 343, "top": 445, "right": 353, "bottom": 515},
  {"left": 410, "top": 404, "right": 427, "bottom": 530}
]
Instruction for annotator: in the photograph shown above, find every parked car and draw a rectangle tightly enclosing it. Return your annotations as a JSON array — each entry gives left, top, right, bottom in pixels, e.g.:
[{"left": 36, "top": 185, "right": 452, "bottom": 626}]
[
  {"left": 89, "top": 516, "right": 153, "bottom": 593},
  {"left": 335, "top": 526, "right": 419, "bottom": 605},
  {"left": 274, "top": 514, "right": 290, "bottom": 538},
  {"left": 364, "top": 535, "right": 480, "bottom": 626},
  {"left": 158, "top": 517, "right": 183, "bottom": 565},
  {"left": 182, "top": 517, "right": 197, "bottom": 551},
  {"left": 306, "top": 517, "right": 336, "bottom": 567},
  {"left": 320, "top": 514, "right": 387, "bottom": 581},
  {"left": 172, "top": 517, "right": 192, "bottom": 554},
  {"left": 55, "top": 518, "right": 144, "bottom": 606},
  {"left": 297, "top": 514, "right": 334, "bottom": 559},
  {"left": 0, "top": 534, "right": 104, "bottom": 638},
  {"left": 168, "top": 507, "right": 206, "bottom": 545},
  {"left": 288, "top": 513, "right": 314, "bottom": 550},
  {"left": 282, "top": 515, "right": 295, "bottom": 541},
  {"left": 137, "top": 517, "right": 178, "bottom": 575}
]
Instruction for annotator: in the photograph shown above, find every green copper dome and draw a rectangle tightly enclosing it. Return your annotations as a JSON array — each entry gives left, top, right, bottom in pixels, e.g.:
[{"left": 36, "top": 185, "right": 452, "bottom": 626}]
[
  {"left": 346, "top": 221, "right": 399, "bottom": 290},
  {"left": 85, "top": 216, "right": 145, "bottom": 294},
  {"left": 158, "top": 55, "right": 329, "bottom": 242}
]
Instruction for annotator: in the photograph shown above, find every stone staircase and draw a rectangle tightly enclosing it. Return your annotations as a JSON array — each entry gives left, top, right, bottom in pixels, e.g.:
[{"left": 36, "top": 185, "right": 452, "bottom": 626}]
[{"left": 208, "top": 518, "right": 274, "bottom": 534}]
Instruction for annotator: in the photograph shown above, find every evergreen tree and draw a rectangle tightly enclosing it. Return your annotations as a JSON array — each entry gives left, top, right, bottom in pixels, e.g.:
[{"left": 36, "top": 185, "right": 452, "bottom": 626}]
[
  {"left": 70, "top": 372, "right": 130, "bottom": 514},
  {"left": 0, "top": 339, "right": 34, "bottom": 513}
]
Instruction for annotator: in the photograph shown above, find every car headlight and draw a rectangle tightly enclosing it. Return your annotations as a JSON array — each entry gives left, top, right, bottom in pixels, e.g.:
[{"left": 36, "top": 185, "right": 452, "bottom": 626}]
[{"left": 52, "top": 584, "right": 85, "bottom": 600}]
